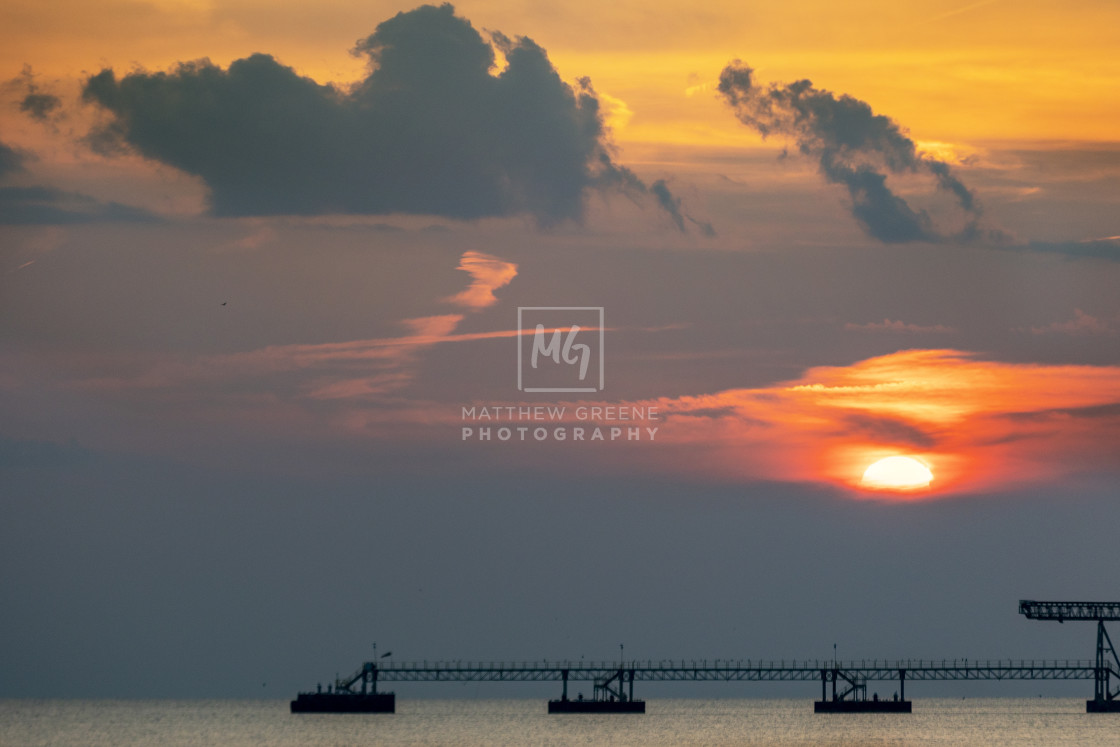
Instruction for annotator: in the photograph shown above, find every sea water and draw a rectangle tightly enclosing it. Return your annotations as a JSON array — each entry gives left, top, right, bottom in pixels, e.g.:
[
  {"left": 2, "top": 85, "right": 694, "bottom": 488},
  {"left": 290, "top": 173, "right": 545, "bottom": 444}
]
[{"left": 2, "top": 698, "right": 1118, "bottom": 745}]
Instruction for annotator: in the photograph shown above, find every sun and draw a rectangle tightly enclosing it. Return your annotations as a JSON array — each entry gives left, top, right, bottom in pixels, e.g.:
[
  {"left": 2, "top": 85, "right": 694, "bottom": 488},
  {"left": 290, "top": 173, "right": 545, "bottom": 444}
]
[{"left": 860, "top": 456, "right": 933, "bottom": 491}]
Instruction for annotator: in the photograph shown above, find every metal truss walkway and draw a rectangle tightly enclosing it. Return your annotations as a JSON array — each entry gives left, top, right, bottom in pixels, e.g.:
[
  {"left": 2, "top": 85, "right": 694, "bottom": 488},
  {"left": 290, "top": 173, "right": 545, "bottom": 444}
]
[{"left": 371, "top": 658, "right": 1097, "bottom": 683}]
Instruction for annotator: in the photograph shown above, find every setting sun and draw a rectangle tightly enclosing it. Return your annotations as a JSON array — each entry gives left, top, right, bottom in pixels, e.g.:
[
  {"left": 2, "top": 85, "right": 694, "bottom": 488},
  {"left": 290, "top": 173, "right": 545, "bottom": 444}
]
[{"left": 861, "top": 456, "right": 933, "bottom": 491}]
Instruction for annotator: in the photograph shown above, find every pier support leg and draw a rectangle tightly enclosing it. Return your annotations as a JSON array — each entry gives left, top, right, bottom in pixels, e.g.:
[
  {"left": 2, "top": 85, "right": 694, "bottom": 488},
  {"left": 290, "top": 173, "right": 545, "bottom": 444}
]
[
  {"left": 1089, "top": 620, "right": 1120, "bottom": 711},
  {"left": 900, "top": 669, "right": 905, "bottom": 702},
  {"left": 562, "top": 669, "right": 569, "bottom": 701},
  {"left": 1096, "top": 621, "right": 1108, "bottom": 702}
]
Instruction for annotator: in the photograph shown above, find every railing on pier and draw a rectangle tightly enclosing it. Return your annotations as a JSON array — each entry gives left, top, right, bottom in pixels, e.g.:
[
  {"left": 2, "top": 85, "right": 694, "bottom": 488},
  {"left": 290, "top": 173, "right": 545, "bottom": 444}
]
[{"left": 367, "top": 658, "right": 1101, "bottom": 683}]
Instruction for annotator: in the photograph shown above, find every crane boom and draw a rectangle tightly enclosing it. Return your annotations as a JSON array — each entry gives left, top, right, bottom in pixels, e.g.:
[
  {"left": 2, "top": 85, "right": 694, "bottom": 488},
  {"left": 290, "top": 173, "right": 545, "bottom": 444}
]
[{"left": 1019, "top": 600, "right": 1120, "bottom": 621}]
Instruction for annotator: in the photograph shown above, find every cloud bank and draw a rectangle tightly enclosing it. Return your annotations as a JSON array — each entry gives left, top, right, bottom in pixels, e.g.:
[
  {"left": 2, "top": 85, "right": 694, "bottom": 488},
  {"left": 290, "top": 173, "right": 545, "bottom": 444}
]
[
  {"left": 0, "top": 141, "right": 24, "bottom": 177},
  {"left": 0, "top": 142, "right": 158, "bottom": 224},
  {"left": 80, "top": 3, "right": 692, "bottom": 229},
  {"left": 718, "top": 62, "right": 987, "bottom": 244}
]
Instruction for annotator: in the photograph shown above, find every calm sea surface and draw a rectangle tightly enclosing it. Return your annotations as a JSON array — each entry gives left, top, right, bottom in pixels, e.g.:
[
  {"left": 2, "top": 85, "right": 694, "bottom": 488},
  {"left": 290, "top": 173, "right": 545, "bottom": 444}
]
[{"left": 2, "top": 698, "right": 1118, "bottom": 745}]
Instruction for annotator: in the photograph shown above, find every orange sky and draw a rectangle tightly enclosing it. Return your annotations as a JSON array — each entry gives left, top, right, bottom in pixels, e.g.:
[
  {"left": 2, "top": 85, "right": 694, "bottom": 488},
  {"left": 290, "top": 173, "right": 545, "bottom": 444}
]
[
  {"left": 3, "top": 2, "right": 1119, "bottom": 499},
  {"left": 3, "top": 0, "right": 1120, "bottom": 145}
]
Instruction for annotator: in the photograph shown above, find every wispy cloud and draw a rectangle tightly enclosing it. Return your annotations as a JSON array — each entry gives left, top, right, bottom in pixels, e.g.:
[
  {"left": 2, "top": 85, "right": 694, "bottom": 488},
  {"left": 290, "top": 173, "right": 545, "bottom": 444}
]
[
  {"left": 10, "top": 65, "right": 63, "bottom": 125},
  {"left": 845, "top": 319, "right": 955, "bottom": 334},
  {"left": 77, "top": 320, "right": 525, "bottom": 392},
  {"left": 76, "top": 252, "right": 522, "bottom": 401},
  {"left": 444, "top": 251, "right": 518, "bottom": 310},
  {"left": 1016, "top": 237, "right": 1120, "bottom": 260},
  {"left": 928, "top": 0, "right": 1002, "bottom": 23},
  {"left": 1020, "top": 309, "right": 1115, "bottom": 336}
]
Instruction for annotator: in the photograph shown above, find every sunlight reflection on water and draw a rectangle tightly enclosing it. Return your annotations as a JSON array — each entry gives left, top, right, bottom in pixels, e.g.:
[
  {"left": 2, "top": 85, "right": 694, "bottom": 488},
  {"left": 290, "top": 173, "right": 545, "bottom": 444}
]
[{"left": 2, "top": 697, "right": 1117, "bottom": 746}]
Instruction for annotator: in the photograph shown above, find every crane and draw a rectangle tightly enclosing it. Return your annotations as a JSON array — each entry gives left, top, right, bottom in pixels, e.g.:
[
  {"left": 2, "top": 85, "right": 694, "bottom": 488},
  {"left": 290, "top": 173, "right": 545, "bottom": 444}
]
[{"left": 1020, "top": 600, "right": 1120, "bottom": 711}]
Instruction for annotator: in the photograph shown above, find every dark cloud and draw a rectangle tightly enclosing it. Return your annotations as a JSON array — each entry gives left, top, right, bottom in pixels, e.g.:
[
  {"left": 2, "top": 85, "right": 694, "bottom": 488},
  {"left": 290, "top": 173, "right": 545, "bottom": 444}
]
[
  {"left": 21, "top": 91, "right": 63, "bottom": 123},
  {"left": 0, "top": 141, "right": 25, "bottom": 177},
  {"left": 649, "top": 179, "right": 684, "bottom": 231},
  {"left": 718, "top": 62, "right": 983, "bottom": 243},
  {"left": 10, "top": 65, "right": 63, "bottom": 123},
  {"left": 0, "top": 185, "right": 160, "bottom": 224},
  {"left": 649, "top": 179, "right": 716, "bottom": 236},
  {"left": 79, "top": 3, "right": 697, "bottom": 230}
]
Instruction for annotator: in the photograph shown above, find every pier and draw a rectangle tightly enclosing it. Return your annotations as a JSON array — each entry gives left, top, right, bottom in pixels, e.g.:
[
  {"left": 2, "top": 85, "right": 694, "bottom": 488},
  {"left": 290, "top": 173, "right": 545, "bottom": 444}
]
[
  {"left": 292, "top": 600, "right": 1120, "bottom": 714},
  {"left": 294, "top": 657, "right": 1106, "bottom": 714}
]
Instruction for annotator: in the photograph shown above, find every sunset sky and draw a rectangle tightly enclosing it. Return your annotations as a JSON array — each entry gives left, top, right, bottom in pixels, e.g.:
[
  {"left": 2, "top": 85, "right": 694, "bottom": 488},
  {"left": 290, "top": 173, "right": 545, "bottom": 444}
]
[{"left": 2, "top": 0, "right": 1119, "bottom": 698}]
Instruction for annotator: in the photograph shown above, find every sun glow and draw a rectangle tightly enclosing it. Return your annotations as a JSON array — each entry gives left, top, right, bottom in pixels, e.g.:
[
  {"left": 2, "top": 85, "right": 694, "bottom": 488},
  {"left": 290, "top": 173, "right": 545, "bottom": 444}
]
[{"left": 860, "top": 456, "right": 933, "bottom": 491}]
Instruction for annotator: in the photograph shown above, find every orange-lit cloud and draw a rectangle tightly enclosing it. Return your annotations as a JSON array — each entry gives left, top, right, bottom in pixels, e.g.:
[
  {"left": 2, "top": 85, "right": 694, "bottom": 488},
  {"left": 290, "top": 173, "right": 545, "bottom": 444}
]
[
  {"left": 644, "top": 349, "right": 1120, "bottom": 497},
  {"left": 444, "top": 251, "right": 518, "bottom": 310},
  {"left": 338, "top": 347, "right": 1120, "bottom": 498}
]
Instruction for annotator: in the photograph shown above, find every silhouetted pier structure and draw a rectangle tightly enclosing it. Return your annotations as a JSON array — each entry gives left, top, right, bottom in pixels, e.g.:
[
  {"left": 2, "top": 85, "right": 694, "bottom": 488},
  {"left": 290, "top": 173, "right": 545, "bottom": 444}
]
[
  {"left": 292, "top": 600, "right": 1120, "bottom": 713},
  {"left": 1020, "top": 600, "right": 1120, "bottom": 712},
  {"left": 295, "top": 657, "right": 1103, "bottom": 713}
]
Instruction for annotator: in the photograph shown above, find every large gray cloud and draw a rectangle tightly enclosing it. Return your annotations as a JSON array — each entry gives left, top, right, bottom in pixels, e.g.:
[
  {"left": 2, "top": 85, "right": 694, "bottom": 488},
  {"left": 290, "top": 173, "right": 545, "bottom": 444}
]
[
  {"left": 718, "top": 62, "right": 984, "bottom": 243},
  {"left": 80, "top": 3, "right": 694, "bottom": 229}
]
